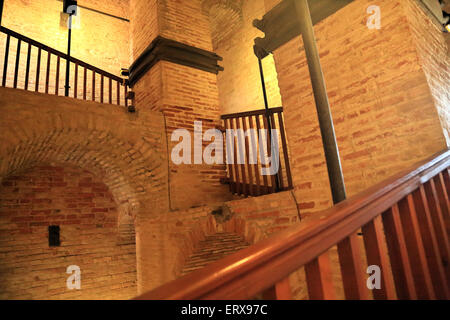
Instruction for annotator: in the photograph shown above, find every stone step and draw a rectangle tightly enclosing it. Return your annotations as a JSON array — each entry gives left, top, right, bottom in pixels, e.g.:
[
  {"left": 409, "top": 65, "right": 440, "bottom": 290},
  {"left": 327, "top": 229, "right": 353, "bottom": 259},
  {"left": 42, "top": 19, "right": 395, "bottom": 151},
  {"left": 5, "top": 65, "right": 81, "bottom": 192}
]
[{"left": 181, "top": 232, "right": 249, "bottom": 276}]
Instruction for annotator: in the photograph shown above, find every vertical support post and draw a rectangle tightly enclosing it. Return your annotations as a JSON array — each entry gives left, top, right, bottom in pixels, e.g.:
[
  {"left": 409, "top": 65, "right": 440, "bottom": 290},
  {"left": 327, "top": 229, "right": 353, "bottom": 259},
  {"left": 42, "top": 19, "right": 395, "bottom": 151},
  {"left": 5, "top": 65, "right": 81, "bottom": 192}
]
[
  {"left": 294, "top": 0, "right": 346, "bottom": 204},
  {"left": 64, "top": 14, "right": 72, "bottom": 97},
  {"left": 0, "top": 0, "right": 4, "bottom": 27},
  {"left": 257, "top": 57, "right": 281, "bottom": 192}
]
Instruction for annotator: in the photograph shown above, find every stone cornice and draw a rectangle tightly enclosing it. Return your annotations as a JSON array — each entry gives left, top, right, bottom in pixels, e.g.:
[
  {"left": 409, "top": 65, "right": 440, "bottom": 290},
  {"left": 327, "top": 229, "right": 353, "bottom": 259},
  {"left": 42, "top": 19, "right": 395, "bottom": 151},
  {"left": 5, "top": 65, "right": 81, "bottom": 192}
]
[{"left": 129, "top": 37, "right": 224, "bottom": 87}]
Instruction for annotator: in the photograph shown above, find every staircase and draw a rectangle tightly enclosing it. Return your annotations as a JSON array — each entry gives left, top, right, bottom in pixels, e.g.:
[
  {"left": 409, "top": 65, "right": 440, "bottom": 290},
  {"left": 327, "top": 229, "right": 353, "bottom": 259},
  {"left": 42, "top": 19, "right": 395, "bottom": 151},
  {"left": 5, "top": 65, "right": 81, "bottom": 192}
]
[
  {"left": 136, "top": 150, "right": 450, "bottom": 300},
  {"left": 181, "top": 233, "right": 249, "bottom": 276}
]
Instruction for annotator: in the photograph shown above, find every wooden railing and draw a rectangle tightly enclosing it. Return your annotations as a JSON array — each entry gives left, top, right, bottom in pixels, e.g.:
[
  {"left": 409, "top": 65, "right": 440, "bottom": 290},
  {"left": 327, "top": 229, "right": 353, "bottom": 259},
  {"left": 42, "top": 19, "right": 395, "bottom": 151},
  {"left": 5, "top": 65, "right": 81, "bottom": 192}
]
[
  {"left": 135, "top": 149, "right": 450, "bottom": 300},
  {"left": 221, "top": 107, "right": 293, "bottom": 197},
  {"left": 0, "top": 26, "right": 129, "bottom": 106}
]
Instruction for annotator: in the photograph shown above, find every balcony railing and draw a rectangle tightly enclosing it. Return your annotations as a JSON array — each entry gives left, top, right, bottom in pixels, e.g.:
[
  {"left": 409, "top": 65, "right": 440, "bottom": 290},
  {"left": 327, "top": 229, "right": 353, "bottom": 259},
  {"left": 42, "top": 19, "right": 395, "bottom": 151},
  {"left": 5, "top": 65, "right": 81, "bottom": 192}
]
[
  {"left": 221, "top": 107, "right": 293, "bottom": 197},
  {"left": 0, "top": 26, "right": 129, "bottom": 106},
  {"left": 135, "top": 149, "right": 450, "bottom": 300}
]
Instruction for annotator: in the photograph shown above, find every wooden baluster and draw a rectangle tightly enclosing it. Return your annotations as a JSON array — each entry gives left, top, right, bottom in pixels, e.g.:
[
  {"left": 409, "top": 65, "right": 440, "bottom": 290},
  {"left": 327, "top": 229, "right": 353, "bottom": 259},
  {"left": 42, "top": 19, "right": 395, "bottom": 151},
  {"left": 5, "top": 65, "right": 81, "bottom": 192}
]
[
  {"left": 92, "top": 71, "right": 96, "bottom": 101},
  {"left": 74, "top": 63, "right": 78, "bottom": 98},
  {"left": 398, "top": 195, "right": 436, "bottom": 299},
  {"left": 382, "top": 205, "right": 417, "bottom": 300},
  {"left": 277, "top": 111, "right": 293, "bottom": 189},
  {"left": 269, "top": 112, "right": 283, "bottom": 191},
  {"left": 362, "top": 216, "right": 397, "bottom": 300},
  {"left": 109, "top": 78, "right": 112, "bottom": 104},
  {"left": 45, "top": 52, "right": 51, "bottom": 94},
  {"left": 242, "top": 116, "right": 254, "bottom": 196},
  {"left": 230, "top": 117, "right": 241, "bottom": 195},
  {"left": 255, "top": 115, "right": 269, "bottom": 194},
  {"left": 55, "top": 56, "right": 60, "bottom": 95},
  {"left": 249, "top": 116, "right": 260, "bottom": 196},
  {"left": 13, "top": 39, "right": 21, "bottom": 88},
  {"left": 100, "top": 74, "right": 104, "bottom": 103},
  {"left": 412, "top": 186, "right": 449, "bottom": 298},
  {"left": 262, "top": 114, "right": 277, "bottom": 193},
  {"left": 117, "top": 81, "right": 120, "bottom": 105},
  {"left": 305, "top": 252, "right": 336, "bottom": 300},
  {"left": 35, "top": 47, "right": 41, "bottom": 92},
  {"left": 124, "top": 83, "right": 128, "bottom": 108},
  {"left": 423, "top": 180, "right": 450, "bottom": 288},
  {"left": 337, "top": 234, "right": 370, "bottom": 300},
  {"left": 24, "top": 43, "right": 31, "bottom": 90},
  {"left": 2, "top": 34, "right": 10, "bottom": 87},
  {"left": 224, "top": 119, "right": 235, "bottom": 194},
  {"left": 83, "top": 67, "right": 87, "bottom": 100},
  {"left": 433, "top": 173, "right": 450, "bottom": 222},
  {"left": 442, "top": 169, "right": 450, "bottom": 196},
  {"left": 262, "top": 277, "right": 292, "bottom": 300},
  {"left": 236, "top": 117, "right": 247, "bottom": 196}
]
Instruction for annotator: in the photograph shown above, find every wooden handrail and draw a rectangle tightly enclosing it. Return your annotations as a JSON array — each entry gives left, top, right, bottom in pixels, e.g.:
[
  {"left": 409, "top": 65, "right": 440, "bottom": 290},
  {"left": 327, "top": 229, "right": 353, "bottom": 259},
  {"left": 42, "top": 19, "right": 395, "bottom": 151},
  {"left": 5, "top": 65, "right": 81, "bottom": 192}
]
[
  {"left": 135, "top": 149, "right": 450, "bottom": 300},
  {"left": 220, "top": 107, "right": 283, "bottom": 120}
]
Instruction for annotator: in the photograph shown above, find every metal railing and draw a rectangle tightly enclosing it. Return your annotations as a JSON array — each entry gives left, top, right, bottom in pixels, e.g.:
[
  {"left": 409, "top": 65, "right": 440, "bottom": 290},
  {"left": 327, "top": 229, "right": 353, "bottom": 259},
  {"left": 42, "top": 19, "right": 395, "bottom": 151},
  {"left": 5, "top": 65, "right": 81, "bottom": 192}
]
[{"left": 0, "top": 26, "right": 129, "bottom": 106}]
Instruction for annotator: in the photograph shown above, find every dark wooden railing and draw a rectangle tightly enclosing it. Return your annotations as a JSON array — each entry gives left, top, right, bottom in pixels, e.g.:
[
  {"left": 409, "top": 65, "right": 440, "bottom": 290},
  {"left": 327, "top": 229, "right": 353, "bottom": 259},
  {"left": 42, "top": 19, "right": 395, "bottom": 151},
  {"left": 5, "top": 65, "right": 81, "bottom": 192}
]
[
  {"left": 221, "top": 107, "right": 293, "bottom": 197},
  {"left": 135, "top": 149, "right": 450, "bottom": 300},
  {"left": 0, "top": 26, "right": 129, "bottom": 106}
]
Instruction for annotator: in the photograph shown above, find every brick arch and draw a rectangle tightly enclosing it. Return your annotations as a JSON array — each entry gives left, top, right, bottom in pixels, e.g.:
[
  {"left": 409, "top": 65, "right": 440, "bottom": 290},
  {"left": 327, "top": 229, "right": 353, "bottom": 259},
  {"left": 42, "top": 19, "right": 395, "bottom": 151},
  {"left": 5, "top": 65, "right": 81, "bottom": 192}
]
[
  {"left": 0, "top": 164, "right": 138, "bottom": 299},
  {"left": 201, "top": 0, "right": 243, "bottom": 15},
  {"left": 173, "top": 209, "right": 265, "bottom": 279},
  {"left": 1, "top": 134, "right": 141, "bottom": 221},
  {"left": 0, "top": 88, "right": 169, "bottom": 223},
  {"left": 222, "top": 216, "right": 266, "bottom": 245},
  {"left": 172, "top": 213, "right": 218, "bottom": 278},
  {"left": 202, "top": 0, "right": 244, "bottom": 48}
]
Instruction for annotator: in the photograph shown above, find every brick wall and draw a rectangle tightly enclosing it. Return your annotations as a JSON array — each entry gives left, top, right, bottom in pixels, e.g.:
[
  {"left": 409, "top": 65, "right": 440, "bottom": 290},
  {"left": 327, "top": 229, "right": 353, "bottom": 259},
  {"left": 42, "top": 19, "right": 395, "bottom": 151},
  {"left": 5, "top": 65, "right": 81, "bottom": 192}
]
[
  {"left": 130, "top": 0, "right": 212, "bottom": 60},
  {"left": 405, "top": 0, "right": 450, "bottom": 145},
  {"left": 160, "top": 0, "right": 212, "bottom": 51},
  {"left": 181, "top": 232, "right": 249, "bottom": 276},
  {"left": 0, "top": 165, "right": 136, "bottom": 300},
  {"left": 268, "top": 0, "right": 447, "bottom": 215},
  {"left": 0, "top": 87, "right": 171, "bottom": 299},
  {"left": 136, "top": 189, "right": 299, "bottom": 293},
  {"left": 130, "top": 0, "right": 159, "bottom": 59},
  {"left": 213, "top": 0, "right": 282, "bottom": 115},
  {"left": 0, "top": 87, "right": 169, "bottom": 219}
]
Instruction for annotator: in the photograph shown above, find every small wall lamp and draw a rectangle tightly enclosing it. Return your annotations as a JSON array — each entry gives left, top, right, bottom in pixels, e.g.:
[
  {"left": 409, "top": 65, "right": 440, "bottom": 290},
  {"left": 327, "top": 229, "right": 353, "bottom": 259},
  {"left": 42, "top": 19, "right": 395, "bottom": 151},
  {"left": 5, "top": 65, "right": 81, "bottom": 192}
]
[{"left": 60, "top": 0, "right": 78, "bottom": 29}]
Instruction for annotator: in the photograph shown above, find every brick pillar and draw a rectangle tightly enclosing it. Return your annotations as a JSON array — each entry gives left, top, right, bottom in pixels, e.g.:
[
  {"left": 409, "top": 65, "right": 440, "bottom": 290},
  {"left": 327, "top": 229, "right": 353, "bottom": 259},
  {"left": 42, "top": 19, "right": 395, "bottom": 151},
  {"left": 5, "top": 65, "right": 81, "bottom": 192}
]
[
  {"left": 130, "top": 0, "right": 231, "bottom": 293},
  {"left": 265, "top": 0, "right": 447, "bottom": 216},
  {"left": 130, "top": 0, "right": 230, "bottom": 212}
]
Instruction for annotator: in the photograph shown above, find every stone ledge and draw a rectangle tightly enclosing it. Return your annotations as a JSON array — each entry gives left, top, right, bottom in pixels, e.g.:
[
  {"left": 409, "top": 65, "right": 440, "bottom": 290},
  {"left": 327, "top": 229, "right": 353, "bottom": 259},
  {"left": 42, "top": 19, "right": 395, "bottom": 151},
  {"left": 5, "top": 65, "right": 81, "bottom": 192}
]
[{"left": 129, "top": 36, "right": 224, "bottom": 87}]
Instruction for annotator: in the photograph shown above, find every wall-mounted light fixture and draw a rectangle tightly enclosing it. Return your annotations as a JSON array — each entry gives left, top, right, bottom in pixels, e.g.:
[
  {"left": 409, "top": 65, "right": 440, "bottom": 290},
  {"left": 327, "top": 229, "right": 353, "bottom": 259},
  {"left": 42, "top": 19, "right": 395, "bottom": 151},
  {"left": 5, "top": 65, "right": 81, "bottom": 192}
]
[
  {"left": 0, "top": 0, "right": 4, "bottom": 27},
  {"left": 60, "top": 0, "right": 78, "bottom": 97}
]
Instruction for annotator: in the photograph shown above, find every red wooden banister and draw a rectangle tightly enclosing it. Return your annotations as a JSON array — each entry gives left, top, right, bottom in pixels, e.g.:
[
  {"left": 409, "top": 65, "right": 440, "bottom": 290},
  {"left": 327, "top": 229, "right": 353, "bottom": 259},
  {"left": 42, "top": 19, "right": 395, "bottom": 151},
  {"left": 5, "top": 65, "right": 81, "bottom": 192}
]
[{"left": 135, "top": 149, "right": 450, "bottom": 300}]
